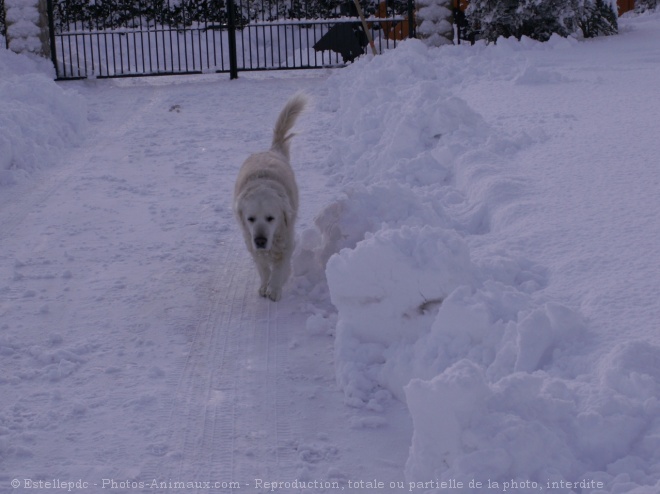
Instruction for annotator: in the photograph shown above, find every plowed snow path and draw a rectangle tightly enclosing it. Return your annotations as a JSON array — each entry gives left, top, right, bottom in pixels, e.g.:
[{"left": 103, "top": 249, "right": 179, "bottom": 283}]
[{"left": 1, "top": 74, "right": 411, "bottom": 493}]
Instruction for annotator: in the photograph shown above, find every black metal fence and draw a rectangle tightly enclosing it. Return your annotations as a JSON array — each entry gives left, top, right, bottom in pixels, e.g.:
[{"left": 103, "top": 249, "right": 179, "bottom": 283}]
[{"left": 47, "top": 0, "right": 415, "bottom": 79}]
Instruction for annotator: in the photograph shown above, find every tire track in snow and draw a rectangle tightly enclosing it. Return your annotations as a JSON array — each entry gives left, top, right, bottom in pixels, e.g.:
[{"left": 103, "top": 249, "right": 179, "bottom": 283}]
[
  {"left": 230, "top": 287, "right": 298, "bottom": 486},
  {"left": 142, "top": 229, "right": 301, "bottom": 492},
  {"left": 141, "top": 232, "right": 247, "bottom": 489}
]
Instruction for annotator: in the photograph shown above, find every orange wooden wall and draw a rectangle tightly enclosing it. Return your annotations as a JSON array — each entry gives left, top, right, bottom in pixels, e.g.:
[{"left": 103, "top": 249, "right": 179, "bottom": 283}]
[{"left": 618, "top": 0, "right": 635, "bottom": 14}]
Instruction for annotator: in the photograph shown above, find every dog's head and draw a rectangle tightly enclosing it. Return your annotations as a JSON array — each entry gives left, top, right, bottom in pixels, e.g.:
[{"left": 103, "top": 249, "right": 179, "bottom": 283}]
[{"left": 237, "top": 188, "right": 290, "bottom": 252}]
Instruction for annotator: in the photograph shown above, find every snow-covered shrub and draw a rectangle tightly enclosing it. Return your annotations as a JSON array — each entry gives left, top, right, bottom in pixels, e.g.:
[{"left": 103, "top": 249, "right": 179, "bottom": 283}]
[
  {"left": 635, "top": 0, "right": 658, "bottom": 12},
  {"left": 466, "top": 0, "right": 617, "bottom": 43}
]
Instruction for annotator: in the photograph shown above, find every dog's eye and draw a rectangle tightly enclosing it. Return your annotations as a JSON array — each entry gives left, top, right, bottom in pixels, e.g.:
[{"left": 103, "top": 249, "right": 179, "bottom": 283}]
[
  {"left": 247, "top": 216, "right": 255, "bottom": 223},
  {"left": 266, "top": 216, "right": 274, "bottom": 223}
]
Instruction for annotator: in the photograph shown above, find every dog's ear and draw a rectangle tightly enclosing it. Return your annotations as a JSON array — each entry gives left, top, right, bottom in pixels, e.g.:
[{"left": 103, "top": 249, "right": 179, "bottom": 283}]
[
  {"left": 281, "top": 202, "right": 292, "bottom": 228},
  {"left": 234, "top": 196, "right": 244, "bottom": 223}
]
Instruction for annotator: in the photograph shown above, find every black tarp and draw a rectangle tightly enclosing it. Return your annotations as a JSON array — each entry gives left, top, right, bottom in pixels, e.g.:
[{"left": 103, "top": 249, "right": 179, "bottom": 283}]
[{"left": 313, "top": 22, "right": 368, "bottom": 63}]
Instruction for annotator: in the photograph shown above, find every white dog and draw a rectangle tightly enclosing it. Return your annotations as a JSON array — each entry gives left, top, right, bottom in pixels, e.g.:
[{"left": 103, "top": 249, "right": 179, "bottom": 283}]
[{"left": 233, "top": 93, "right": 307, "bottom": 301}]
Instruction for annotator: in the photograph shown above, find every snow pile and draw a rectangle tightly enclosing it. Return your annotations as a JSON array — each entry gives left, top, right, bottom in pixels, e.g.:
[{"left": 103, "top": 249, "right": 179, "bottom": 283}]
[
  {"left": 0, "top": 48, "right": 87, "bottom": 184},
  {"left": 295, "top": 32, "right": 660, "bottom": 492}
]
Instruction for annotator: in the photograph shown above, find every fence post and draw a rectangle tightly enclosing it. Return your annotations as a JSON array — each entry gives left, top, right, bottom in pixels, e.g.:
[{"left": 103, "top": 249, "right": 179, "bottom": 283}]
[
  {"left": 227, "top": 0, "right": 239, "bottom": 79},
  {"left": 408, "top": 0, "right": 416, "bottom": 38},
  {"left": 4, "top": 0, "right": 52, "bottom": 57},
  {"left": 46, "top": 0, "right": 59, "bottom": 78},
  {"left": 415, "top": 0, "right": 453, "bottom": 46}
]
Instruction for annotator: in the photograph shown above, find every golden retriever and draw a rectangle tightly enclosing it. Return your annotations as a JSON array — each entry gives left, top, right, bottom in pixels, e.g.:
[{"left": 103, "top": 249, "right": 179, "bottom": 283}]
[{"left": 233, "top": 93, "right": 307, "bottom": 301}]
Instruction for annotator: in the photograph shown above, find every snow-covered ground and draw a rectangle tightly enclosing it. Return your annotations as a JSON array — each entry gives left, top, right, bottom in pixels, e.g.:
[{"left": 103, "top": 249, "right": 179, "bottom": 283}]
[{"left": 2, "top": 9, "right": 660, "bottom": 494}]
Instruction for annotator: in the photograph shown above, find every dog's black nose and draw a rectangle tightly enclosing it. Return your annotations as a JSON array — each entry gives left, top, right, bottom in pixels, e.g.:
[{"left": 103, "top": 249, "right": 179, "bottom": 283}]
[{"left": 254, "top": 237, "right": 267, "bottom": 249}]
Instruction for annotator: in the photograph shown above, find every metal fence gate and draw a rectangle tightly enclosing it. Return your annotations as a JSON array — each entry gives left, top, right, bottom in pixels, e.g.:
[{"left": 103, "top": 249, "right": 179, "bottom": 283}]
[{"left": 47, "top": 0, "right": 415, "bottom": 79}]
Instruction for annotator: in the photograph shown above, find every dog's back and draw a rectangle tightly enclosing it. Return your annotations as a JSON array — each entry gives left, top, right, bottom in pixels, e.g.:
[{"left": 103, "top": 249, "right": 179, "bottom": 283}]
[{"left": 234, "top": 94, "right": 307, "bottom": 214}]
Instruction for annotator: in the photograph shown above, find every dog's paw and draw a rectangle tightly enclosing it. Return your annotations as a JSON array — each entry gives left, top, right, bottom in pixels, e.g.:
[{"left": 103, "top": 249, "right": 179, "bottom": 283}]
[
  {"left": 266, "top": 287, "right": 281, "bottom": 302},
  {"left": 258, "top": 283, "right": 281, "bottom": 301}
]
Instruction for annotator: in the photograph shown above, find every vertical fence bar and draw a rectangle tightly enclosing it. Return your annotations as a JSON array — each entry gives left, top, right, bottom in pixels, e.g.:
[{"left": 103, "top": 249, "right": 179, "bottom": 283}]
[
  {"left": 89, "top": 31, "right": 95, "bottom": 76},
  {"left": 81, "top": 34, "right": 88, "bottom": 76},
  {"left": 227, "top": 0, "right": 238, "bottom": 78},
  {"left": 96, "top": 32, "right": 103, "bottom": 76},
  {"left": 181, "top": 1, "right": 189, "bottom": 72},
  {"left": 282, "top": 25, "right": 288, "bottom": 67},
  {"left": 120, "top": 34, "right": 127, "bottom": 75},
  {"left": 66, "top": 34, "right": 73, "bottom": 76},
  {"left": 76, "top": 33, "right": 82, "bottom": 76}
]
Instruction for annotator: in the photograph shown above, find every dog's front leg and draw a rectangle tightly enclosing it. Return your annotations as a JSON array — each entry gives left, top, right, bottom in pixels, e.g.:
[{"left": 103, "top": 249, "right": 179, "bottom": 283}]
[
  {"left": 254, "top": 256, "right": 271, "bottom": 298},
  {"left": 265, "top": 255, "right": 291, "bottom": 302}
]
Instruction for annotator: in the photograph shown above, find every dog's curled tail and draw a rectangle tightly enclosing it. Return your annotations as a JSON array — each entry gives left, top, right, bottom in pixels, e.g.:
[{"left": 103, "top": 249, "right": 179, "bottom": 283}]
[{"left": 271, "top": 93, "right": 308, "bottom": 158}]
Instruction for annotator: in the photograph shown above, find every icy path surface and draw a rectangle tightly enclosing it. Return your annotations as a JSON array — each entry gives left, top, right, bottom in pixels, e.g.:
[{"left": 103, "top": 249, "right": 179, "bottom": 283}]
[{"left": 0, "top": 74, "right": 410, "bottom": 492}]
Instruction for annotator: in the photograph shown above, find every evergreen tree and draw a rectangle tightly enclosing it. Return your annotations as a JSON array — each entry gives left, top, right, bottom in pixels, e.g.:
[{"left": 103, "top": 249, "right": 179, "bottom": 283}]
[
  {"left": 579, "top": 0, "right": 617, "bottom": 37},
  {"left": 1, "top": 0, "right": 6, "bottom": 39},
  {"left": 50, "top": 0, "right": 396, "bottom": 31}
]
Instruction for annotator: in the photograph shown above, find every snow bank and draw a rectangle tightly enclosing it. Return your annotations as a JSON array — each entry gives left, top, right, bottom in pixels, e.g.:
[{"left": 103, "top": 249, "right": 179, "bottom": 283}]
[
  {"left": 0, "top": 48, "right": 87, "bottom": 184},
  {"left": 295, "top": 31, "right": 660, "bottom": 493}
]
